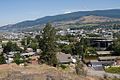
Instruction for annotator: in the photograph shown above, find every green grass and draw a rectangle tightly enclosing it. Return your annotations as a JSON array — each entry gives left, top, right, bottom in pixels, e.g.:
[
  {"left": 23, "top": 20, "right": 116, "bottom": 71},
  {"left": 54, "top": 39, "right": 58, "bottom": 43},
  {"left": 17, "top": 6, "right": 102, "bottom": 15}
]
[
  {"left": 60, "top": 64, "right": 67, "bottom": 70},
  {"left": 105, "top": 67, "right": 120, "bottom": 74},
  {"left": 112, "top": 78, "right": 120, "bottom": 80},
  {"left": 84, "top": 56, "right": 98, "bottom": 60}
]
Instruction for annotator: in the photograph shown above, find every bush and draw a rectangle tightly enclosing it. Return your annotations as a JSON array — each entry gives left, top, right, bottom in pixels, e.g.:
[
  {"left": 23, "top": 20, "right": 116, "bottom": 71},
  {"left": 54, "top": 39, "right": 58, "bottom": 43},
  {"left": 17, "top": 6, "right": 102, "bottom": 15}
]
[
  {"left": 105, "top": 67, "right": 120, "bottom": 74},
  {"left": 60, "top": 64, "right": 67, "bottom": 69},
  {"left": 13, "top": 53, "right": 25, "bottom": 65}
]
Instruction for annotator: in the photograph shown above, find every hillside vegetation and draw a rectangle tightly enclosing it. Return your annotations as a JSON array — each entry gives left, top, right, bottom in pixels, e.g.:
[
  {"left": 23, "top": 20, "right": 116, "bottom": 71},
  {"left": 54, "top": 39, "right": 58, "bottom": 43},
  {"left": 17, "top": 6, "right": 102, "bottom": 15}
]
[{"left": 1, "top": 9, "right": 120, "bottom": 32}]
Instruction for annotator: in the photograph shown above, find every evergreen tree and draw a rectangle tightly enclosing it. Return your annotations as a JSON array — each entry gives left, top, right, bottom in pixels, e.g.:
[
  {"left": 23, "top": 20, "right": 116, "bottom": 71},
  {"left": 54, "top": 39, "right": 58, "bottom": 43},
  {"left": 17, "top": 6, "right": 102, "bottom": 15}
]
[
  {"left": 0, "top": 53, "right": 6, "bottom": 64},
  {"left": 112, "top": 38, "right": 120, "bottom": 55},
  {"left": 3, "top": 41, "right": 23, "bottom": 53},
  {"left": 39, "top": 23, "right": 58, "bottom": 66}
]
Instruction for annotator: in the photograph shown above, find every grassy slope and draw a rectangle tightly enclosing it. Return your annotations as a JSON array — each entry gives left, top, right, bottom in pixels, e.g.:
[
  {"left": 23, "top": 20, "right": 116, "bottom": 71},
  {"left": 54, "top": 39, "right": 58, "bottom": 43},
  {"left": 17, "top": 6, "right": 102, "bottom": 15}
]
[{"left": 0, "top": 63, "right": 98, "bottom": 80}]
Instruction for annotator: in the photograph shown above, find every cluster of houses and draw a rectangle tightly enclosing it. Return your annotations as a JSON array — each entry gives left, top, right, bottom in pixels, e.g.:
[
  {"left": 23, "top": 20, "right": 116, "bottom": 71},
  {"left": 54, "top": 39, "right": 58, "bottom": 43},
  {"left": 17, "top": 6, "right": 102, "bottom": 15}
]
[
  {"left": 57, "top": 28, "right": 115, "bottom": 39},
  {"left": 85, "top": 37, "right": 120, "bottom": 71},
  {"left": 4, "top": 48, "right": 40, "bottom": 64},
  {"left": 0, "top": 28, "right": 120, "bottom": 72},
  {"left": 0, "top": 39, "right": 76, "bottom": 65},
  {"left": 0, "top": 31, "right": 40, "bottom": 40}
]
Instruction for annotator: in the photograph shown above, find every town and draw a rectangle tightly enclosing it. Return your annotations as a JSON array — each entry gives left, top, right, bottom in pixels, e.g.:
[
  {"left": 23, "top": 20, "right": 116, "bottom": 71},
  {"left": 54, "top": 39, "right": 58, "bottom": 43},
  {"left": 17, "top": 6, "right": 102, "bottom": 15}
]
[
  {"left": 0, "top": 23, "right": 120, "bottom": 80},
  {"left": 0, "top": 0, "right": 120, "bottom": 80}
]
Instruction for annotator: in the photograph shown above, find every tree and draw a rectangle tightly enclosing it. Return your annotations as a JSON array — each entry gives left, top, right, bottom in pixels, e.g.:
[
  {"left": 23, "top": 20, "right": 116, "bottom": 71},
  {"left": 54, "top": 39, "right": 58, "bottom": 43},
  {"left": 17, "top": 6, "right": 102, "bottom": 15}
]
[
  {"left": 39, "top": 23, "right": 58, "bottom": 66},
  {"left": 28, "top": 42, "right": 38, "bottom": 51},
  {"left": 74, "top": 37, "right": 95, "bottom": 59},
  {"left": 75, "top": 59, "right": 86, "bottom": 76},
  {"left": 35, "top": 35, "right": 41, "bottom": 41},
  {"left": 0, "top": 53, "right": 6, "bottom": 64},
  {"left": 84, "top": 47, "right": 96, "bottom": 56},
  {"left": 61, "top": 44, "right": 73, "bottom": 54},
  {"left": 21, "top": 36, "right": 32, "bottom": 46},
  {"left": 13, "top": 53, "right": 24, "bottom": 65},
  {"left": 21, "top": 36, "right": 38, "bottom": 51},
  {"left": 3, "top": 41, "right": 23, "bottom": 53},
  {"left": 112, "top": 38, "right": 120, "bottom": 55}
]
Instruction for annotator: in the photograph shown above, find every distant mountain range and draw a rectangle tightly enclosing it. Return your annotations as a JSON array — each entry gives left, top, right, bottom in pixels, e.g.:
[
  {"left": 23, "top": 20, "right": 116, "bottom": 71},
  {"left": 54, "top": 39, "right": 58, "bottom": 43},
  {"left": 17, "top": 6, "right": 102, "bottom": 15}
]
[{"left": 1, "top": 9, "right": 120, "bottom": 32}]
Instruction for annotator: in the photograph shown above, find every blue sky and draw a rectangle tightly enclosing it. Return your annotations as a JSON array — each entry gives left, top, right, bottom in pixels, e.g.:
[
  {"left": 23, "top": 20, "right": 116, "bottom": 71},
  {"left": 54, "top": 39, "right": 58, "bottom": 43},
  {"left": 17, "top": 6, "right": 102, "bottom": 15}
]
[{"left": 0, "top": 0, "right": 120, "bottom": 26}]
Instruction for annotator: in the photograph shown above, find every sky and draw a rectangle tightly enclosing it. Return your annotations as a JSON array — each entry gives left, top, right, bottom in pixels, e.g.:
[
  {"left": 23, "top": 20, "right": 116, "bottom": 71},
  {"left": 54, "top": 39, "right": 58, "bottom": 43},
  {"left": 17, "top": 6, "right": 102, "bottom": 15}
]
[{"left": 0, "top": 0, "right": 120, "bottom": 26}]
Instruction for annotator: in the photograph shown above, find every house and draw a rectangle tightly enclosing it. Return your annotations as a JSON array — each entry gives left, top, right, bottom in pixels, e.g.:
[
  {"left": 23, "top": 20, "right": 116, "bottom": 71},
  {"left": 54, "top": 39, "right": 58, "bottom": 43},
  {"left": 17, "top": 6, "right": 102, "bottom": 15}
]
[
  {"left": 6, "top": 58, "right": 13, "bottom": 64},
  {"left": 56, "top": 40, "right": 70, "bottom": 45},
  {"left": 89, "top": 60, "right": 115, "bottom": 71},
  {"left": 36, "top": 49, "right": 42, "bottom": 54},
  {"left": 89, "top": 60, "right": 103, "bottom": 71},
  {"left": 6, "top": 51, "right": 19, "bottom": 58},
  {"left": 21, "top": 52, "right": 36, "bottom": 57},
  {"left": 26, "top": 48, "right": 33, "bottom": 52},
  {"left": 87, "top": 37, "right": 113, "bottom": 50},
  {"left": 2, "top": 40, "right": 9, "bottom": 44},
  {"left": 5, "top": 51, "right": 20, "bottom": 64},
  {"left": 56, "top": 52, "right": 72, "bottom": 64}
]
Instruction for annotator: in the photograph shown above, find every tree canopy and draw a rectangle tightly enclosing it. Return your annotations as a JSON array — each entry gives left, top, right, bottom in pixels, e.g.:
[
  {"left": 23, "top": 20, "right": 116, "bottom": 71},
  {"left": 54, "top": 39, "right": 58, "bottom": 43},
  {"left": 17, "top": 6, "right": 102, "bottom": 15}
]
[
  {"left": 3, "top": 41, "right": 23, "bottom": 53},
  {"left": 39, "top": 23, "right": 58, "bottom": 66},
  {"left": 0, "top": 53, "right": 6, "bottom": 64}
]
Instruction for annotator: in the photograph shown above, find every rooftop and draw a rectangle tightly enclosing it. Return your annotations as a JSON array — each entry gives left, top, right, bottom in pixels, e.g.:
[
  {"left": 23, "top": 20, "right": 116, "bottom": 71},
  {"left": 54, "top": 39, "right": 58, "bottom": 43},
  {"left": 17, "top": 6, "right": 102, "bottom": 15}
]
[
  {"left": 96, "top": 51, "right": 113, "bottom": 55},
  {"left": 56, "top": 52, "right": 72, "bottom": 64}
]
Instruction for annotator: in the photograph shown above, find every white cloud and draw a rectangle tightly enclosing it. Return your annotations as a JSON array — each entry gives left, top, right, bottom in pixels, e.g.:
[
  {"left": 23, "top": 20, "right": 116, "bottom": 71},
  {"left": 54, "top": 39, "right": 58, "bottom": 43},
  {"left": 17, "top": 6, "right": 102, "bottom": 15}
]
[{"left": 64, "top": 11, "right": 72, "bottom": 14}]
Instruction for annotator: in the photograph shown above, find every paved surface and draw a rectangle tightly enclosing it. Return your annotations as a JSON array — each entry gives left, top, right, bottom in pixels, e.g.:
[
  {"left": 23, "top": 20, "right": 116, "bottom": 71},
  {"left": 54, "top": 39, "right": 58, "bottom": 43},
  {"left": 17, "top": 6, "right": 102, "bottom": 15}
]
[{"left": 87, "top": 67, "right": 120, "bottom": 79}]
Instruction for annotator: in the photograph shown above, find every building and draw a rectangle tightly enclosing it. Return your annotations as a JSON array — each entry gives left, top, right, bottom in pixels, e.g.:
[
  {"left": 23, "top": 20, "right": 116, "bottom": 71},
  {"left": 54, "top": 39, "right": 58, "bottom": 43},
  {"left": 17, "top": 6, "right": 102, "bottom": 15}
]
[
  {"left": 89, "top": 60, "right": 104, "bottom": 71},
  {"left": 56, "top": 52, "right": 72, "bottom": 64},
  {"left": 96, "top": 51, "right": 114, "bottom": 56},
  {"left": 84, "top": 37, "right": 113, "bottom": 51},
  {"left": 89, "top": 60, "right": 115, "bottom": 71}
]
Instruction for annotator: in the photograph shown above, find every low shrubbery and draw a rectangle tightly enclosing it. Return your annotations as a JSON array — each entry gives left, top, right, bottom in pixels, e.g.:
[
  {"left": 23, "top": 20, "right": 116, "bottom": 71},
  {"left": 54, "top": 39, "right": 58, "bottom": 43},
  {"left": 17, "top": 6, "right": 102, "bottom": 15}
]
[
  {"left": 105, "top": 67, "right": 120, "bottom": 74},
  {"left": 60, "top": 64, "right": 67, "bottom": 69}
]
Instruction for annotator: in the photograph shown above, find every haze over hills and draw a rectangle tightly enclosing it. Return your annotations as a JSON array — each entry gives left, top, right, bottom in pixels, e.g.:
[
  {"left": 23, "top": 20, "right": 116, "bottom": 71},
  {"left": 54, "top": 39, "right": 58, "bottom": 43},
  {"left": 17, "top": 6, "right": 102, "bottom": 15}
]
[{"left": 1, "top": 9, "right": 120, "bottom": 32}]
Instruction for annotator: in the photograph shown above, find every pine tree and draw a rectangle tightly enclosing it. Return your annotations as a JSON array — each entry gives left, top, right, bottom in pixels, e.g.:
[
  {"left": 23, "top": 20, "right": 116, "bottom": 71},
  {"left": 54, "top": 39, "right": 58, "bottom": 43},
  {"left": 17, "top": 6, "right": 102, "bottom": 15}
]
[
  {"left": 39, "top": 23, "right": 58, "bottom": 66},
  {"left": 0, "top": 53, "right": 6, "bottom": 64}
]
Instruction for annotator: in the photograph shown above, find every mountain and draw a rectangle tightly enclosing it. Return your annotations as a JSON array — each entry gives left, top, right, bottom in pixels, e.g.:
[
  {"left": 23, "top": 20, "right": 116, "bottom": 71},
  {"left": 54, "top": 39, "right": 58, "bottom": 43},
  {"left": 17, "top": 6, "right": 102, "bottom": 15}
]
[
  {"left": 1, "top": 9, "right": 120, "bottom": 32},
  {"left": 79, "top": 15, "right": 120, "bottom": 23}
]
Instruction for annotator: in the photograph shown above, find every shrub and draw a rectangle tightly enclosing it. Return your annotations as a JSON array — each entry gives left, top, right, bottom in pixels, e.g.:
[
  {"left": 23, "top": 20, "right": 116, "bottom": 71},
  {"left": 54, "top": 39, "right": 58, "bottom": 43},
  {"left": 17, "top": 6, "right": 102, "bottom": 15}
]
[
  {"left": 60, "top": 64, "right": 67, "bottom": 69},
  {"left": 105, "top": 67, "right": 120, "bottom": 74}
]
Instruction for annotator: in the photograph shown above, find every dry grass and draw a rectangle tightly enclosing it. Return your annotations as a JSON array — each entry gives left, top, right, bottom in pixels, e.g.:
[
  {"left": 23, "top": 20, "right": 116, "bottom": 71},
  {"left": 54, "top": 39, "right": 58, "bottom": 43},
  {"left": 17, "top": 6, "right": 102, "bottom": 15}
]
[{"left": 0, "top": 63, "right": 102, "bottom": 80}]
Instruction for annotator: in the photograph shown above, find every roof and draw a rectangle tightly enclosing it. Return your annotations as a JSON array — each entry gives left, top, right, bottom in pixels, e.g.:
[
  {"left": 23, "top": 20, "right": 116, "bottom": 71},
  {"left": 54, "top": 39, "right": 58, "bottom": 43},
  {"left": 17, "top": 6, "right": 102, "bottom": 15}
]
[
  {"left": 100, "top": 61, "right": 114, "bottom": 65},
  {"left": 96, "top": 51, "right": 112, "bottom": 55},
  {"left": 90, "top": 60, "right": 102, "bottom": 65},
  {"left": 21, "top": 52, "right": 35, "bottom": 56},
  {"left": 98, "top": 56, "right": 120, "bottom": 60},
  {"left": 90, "top": 60, "right": 114, "bottom": 71},
  {"left": 93, "top": 66, "right": 104, "bottom": 71},
  {"left": 90, "top": 60, "right": 114, "bottom": 65},
  {"left": 94, "top": 40, "right": 113, "bottom": 42},
  {"left": 56, "top": 52, "right": 72, "bottom": 63}
]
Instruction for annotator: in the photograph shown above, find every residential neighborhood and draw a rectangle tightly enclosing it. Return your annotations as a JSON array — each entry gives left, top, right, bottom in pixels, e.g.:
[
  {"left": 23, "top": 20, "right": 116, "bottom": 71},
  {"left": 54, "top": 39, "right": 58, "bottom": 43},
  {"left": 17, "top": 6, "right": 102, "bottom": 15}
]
[
  {"left": 0, "top": 23, "right": 120, "bottom": 80},
  {"left": 0, "top": 0, "right": 120, "bottom": 80}
]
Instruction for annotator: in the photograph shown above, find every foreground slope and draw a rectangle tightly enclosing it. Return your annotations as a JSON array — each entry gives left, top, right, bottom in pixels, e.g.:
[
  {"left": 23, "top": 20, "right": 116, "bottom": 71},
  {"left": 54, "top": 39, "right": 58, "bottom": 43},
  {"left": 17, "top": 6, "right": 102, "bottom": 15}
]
[{"left": 0, "top": 64, "right": 102, "bottom": 80}]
